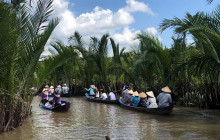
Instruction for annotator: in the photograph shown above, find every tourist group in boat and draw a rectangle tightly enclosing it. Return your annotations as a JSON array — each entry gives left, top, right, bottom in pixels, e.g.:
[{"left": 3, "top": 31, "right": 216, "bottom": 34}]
[
  {"left": 85, "top": 84, "right": 173, "bottom": 108},
  {"left": 121, "top": 85, "right": 172, "bottom": 108},
  {"left": 85, "top": 85, "right": 116, "bottom": 100},
  {"left": 40, "top": 83, "right": 70, "bottom": 107}
]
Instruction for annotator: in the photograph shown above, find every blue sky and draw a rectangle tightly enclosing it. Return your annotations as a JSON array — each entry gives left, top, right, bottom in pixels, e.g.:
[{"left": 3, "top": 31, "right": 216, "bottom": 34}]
[{"left": 49, "top": 0, "right": 219, "bottom": 54}]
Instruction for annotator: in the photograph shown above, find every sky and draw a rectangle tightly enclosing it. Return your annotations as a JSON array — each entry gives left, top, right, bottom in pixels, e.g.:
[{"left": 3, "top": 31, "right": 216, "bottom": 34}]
[{"left": 46, "top": 0, "right": 219, "bottom": 55}]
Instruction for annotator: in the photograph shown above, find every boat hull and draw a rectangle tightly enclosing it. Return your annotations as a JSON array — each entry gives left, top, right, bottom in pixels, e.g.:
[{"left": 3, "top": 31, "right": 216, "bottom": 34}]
[
  {"left": 119, "top": 98, "right": 173, "bottom": 115},
  {"left": 40, "top": 99, "right": 71, "bottom": 111}
]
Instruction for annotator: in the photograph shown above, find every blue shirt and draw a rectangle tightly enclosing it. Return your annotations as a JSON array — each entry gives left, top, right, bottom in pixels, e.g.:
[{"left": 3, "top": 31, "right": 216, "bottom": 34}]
[
  {"left": 87, "top": 88, "right": 95, "bottom": 95},
  {"left": 130, "top": 96, "right": 140, "bottom": 107},
  {"left": 157, "top": 92, "right": 172, "bottom": 107}
]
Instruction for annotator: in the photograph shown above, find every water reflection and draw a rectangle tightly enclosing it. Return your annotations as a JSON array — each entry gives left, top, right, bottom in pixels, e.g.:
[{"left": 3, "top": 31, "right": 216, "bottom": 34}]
[{"left": 0, "top": 96, "right": 220, "bottom": 140}]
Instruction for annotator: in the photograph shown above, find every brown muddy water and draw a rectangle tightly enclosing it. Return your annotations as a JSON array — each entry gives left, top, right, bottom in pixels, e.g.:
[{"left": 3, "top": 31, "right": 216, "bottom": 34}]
[{"left": 1, "top": 96, "right": 220, "bottom": 140}]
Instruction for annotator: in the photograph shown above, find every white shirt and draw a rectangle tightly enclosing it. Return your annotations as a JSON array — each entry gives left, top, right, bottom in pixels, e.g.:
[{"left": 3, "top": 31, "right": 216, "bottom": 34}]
[
  {"left": 109, "top": 92, "right": 116, "bottom": 100},
  {"left": 146, "top": 97, "right": 158, "bottom": 108},
  {"left": 101, "top": 93, "right": 107, "bottom": 100},
  {"left": 95, "top": 91, "right": 99, "bottom": 98}
]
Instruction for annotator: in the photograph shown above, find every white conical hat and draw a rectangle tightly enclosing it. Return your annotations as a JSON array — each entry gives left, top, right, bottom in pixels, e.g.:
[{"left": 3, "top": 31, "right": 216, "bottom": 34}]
[
  {"left": 139, "top": 92, "right": 147, "bottom": 98},
  {"left": 128, "top": 90, "right": 134, "bottom": 94},
  {"left": 146, "top": 91, "right": 155, "bottom": 97},
  {"left": 43, "top": 88, "right": 48, "bottom": 92},
  {"left": 90, "top": 85, "right": 95, "bottom": 88},
  {"left": 132, "top": 91, "right": 139, "bottom": 96},
  {"left": 161, "top": 86, "right": 171, "bottom": 93}
]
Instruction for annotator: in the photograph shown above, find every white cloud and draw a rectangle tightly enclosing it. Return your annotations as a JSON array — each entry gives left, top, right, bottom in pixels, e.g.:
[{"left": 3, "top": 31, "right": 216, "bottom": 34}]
[
  {"left": 122, "top": 0, "right": 156, "bottom": 15},
  {"left": 75, "top": 6, "right": 134, "bottom": 36},
  {"left": 47, "top": 0, "right": 157, "bottom": 54},
  {"left": 145, "top": 27, "right": 162, "bottom": 41},
  {"left": 112, "top": 27, "right": 140, "bottom": 49}
]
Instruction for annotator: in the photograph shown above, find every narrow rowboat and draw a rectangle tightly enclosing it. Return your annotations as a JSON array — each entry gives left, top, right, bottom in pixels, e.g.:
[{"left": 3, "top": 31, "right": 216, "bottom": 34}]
[
  {"left": 40, "top": 99, "right": 71, "bottom": 111},
  {"left": 85, "top": 94, "right": 119, "bottom": 104},
  {"left": 119, "top": 98, "right": 173, "bottom": 115}
]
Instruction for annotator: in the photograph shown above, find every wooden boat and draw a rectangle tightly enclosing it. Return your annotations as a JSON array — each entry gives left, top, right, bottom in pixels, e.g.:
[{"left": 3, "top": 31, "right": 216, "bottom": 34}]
[
  {"left": 40, "top": 99, "right": 71, "bottom": 111},
  {"left": 85, "top": 93, "right": 119, "bottom": 104},
  {"left": 119, "top": 98, "right": 173, "bottom": 115}
]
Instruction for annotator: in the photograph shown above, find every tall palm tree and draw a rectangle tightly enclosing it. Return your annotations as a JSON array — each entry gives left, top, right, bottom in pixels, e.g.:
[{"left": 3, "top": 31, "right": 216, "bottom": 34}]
[
  {"left": 159, "top": 6, "right": 220, "bottom": 107},
  {"left": 109, "top": 38, "right": 125, "bottom": 89},
  {"left": 135, "top": 32, "right": 171, "bottom": 87},
  {"left": 0, "top": 0, "right": 59, "bottom": 132},
  {"left": 38, "top": 40, "right": 78, "bottom": 85},
  {"left": 68, "top": 31, "right": 95, "bottom": 86},
  {"left": 89, "top": 34, "right": 109, "bottom": 88}
]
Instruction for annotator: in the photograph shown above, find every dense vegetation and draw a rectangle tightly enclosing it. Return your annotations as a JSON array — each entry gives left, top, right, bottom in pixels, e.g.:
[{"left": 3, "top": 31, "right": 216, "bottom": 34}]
[
  {"left": 0, "top": 0, "right": 219, "bottom": 133},
  {"left": 0, "top": 0, "right": 71, "bottom": 132}
]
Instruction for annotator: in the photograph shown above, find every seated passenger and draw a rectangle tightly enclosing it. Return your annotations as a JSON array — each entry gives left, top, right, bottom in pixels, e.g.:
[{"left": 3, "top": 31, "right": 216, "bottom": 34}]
[
  {"left": 55, "top": 85, "right": 62, "bottom": 95},
  {"left": 94, "top": 87, "right": 100, "bottom": 99},
  {"left": 85, "top": 85, "right": 95, "bottom": 97},
  {"left": 130, "top": 91, "right": 140, "bottom": 107},
  {"left": 157, "top": 86, "right": 172, "bottom": 108},
  {"left": 49, "top": 86, "right": 54, "bottom": 96},
  {"left": 138, "top": 92, "right": 148, "bottom": 107},
  {"left": 123, "top": 90, "right": 133, "bottom": 104},
  {"left": 53, "top": 92, "right": 61, "bottom": 107},
  {"left": 45, "top": 85, "right": 50, "bottom": 90},
  {"left": 146, "top": 91, "right": 158, "bottom": 108},
  {"left": 62, "top": 83, "right": 69, "bottom": 95},
  {"left": 41, "top": 88, "right": 49, "bottom": 105},
  {"left": 108, "top": 92, "right": 116, "bottom": 100},
  {"left": 100, "top": 92, "right": 108, "bottom": 100},
  {"left": 121, "top": 85, "right": 129, "bottom": 101}
]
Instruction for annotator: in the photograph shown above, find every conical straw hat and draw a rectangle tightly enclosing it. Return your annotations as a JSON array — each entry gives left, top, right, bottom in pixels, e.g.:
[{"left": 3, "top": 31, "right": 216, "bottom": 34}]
[
  {"left": 43, "top": 88, "right": 48, "bottom": 92},
  {"left": 132, "top": 91, "right": 139, "bottom": 96},
  {"left": 90, "top": 85, "right": 95, "bottom": 89},
  {"left": 139, "top": 92, "right": 147, "bottom": 98},
  {"left": 161, "top": 86, "right": 171, "bottom": 93},
  {"left": 128, "top": 90, "right": 134, "bottom": 95},
  {"left": 146, "top": 91, "right": 155, "bottom": 97}
]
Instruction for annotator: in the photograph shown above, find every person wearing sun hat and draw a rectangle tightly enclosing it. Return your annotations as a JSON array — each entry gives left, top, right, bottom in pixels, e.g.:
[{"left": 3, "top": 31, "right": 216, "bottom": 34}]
[
  {"left": 53, "top": 92, "right": 61, "bottom": 107},
  {"left": 62, "top": 83, "right": 69, "bottom": 95},
  {"left": 94, "top": 87, "right": 100, "bottom": 99},
  {"left": 45, "top": 85, "right": 50, "bottom": 90},
  {"left": 139, "top": 92, "right": 148, "bottom": 107},
  {"left": 49, "top": 86, "right": 54, "bottom": 96},
  {"left": 123, "top": 89, "right": 133, "bottom": 104},
  {"left": 146, "top": 91, "right": 158, "bottom": 108},
  {"left": 122, "top": 85, "right": 129, "bottom": 100},
  {"left": 85, "top": 85, "right": 95, "bottom": 97},
  {"left": 130, "top": 91, "right": 140, "bottom": 107},
  {"left": 157, "top": 86, "right": 172, "bottom": 107},
  {"left": 41, "top": 88, "right": 49, "bottom": 105},
  {"left": 55, "top": 85, "right": 62, "bottom": 95}
]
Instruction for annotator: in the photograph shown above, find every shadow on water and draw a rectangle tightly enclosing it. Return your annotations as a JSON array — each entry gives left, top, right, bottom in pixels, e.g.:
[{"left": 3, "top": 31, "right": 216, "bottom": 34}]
[{"left": 0, "top": 97, "right": 220, "bottom": 140}]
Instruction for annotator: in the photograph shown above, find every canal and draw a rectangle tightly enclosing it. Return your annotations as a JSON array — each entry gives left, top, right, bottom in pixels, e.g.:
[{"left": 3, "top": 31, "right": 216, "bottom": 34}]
[{"left": 1, "top": 96, "right": 220, "bottom": 140}]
